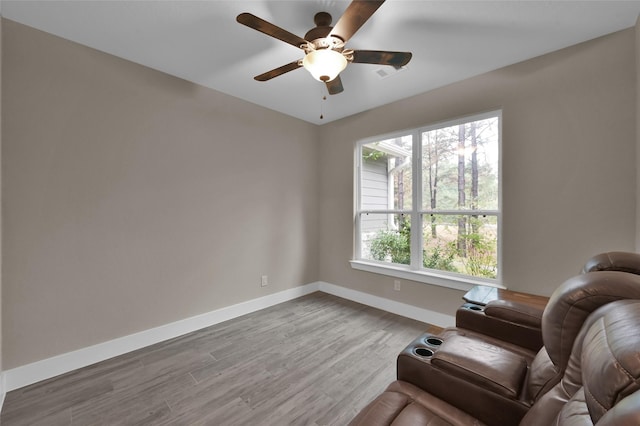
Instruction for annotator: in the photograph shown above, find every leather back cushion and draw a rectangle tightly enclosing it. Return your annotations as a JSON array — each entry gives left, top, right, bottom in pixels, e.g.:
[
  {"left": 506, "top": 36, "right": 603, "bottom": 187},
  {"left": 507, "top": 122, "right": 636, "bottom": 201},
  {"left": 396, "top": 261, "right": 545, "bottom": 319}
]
[
  {"left": 523, "top": 347, "right": 557, "bottom": 403},
  {"left": 542, "top": 271, "right": 640, "bottom": 371},
  {"left": 581, "top": 301, "right": 640, "bottom": 423},
  {"left": 582, "top": 251, "right": 640, "bottom": 275}
]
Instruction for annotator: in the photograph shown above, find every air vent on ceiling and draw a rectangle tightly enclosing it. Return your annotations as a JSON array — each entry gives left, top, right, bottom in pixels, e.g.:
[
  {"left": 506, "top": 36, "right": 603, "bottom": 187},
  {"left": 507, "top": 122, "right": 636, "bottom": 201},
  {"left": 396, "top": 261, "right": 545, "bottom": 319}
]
[{"left": 374, "top": 65, "right": 407, "bottom": 79}]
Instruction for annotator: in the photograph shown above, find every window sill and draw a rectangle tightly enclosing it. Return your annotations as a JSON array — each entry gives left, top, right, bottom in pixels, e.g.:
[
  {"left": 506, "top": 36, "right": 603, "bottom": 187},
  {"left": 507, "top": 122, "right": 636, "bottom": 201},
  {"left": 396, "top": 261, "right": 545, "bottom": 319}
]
[{"left": 349, "top": 260, "right": 505, "bottom": 292}]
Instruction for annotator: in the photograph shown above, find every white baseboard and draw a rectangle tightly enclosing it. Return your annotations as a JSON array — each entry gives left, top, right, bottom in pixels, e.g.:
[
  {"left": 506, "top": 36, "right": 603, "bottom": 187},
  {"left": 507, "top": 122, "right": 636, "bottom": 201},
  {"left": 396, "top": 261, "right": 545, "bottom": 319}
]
[
  {"left": 2, "top": 281, "right": 454, "bottom": 392},
  {"left": 3, "top": 283, "right": 320, "bottom": 392},
  {"left": 0, "top": 372, "right": 6, "bottom": 413},
  {"left": 318, "top": 282, "right": 456, "bottom": 328}
]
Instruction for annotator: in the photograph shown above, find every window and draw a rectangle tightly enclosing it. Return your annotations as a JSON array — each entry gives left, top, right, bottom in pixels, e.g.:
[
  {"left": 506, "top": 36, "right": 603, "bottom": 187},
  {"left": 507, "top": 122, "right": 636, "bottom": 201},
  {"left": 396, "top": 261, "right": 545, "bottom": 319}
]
[{"left": 354, "top": 111, "right": 501, "bottom": 288}]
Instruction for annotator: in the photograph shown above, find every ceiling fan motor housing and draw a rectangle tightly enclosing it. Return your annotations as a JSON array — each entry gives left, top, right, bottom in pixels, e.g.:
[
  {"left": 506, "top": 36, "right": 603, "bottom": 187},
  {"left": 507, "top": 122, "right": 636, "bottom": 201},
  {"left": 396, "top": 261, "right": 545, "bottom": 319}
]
[{"left": 304, "top": 12, "right": 344, "bottom": 52}]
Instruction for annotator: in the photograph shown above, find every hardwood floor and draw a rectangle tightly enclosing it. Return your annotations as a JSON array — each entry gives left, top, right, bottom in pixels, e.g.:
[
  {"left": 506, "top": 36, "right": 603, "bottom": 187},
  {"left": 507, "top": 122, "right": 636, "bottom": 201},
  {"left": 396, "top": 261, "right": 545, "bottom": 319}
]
[{"left": 1, "top": 292, "right": 440, "bottom": 425}]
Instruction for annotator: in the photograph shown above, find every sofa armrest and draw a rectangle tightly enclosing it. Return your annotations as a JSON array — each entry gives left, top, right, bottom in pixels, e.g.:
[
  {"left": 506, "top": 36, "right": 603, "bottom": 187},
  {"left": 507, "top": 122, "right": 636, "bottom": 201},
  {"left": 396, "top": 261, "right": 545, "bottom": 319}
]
[
  {"left": 396, "top": 334, "right": 530, "bottom": 426},
  {"left": 456, "top": 301, "right": 543, "bottom": 351},
  {"left": 484, "top": 299, "right": 543, "bottom": 328},
  {"left": 431, "top": 334, "right": 528, "bottom": 399}
]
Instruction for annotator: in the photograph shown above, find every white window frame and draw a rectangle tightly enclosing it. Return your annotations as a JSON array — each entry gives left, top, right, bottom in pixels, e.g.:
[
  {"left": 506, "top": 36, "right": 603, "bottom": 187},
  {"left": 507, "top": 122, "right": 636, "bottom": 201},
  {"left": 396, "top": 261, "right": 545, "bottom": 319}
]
[{"left": 351, "top": 110, "right": 503, "bottom": 291}]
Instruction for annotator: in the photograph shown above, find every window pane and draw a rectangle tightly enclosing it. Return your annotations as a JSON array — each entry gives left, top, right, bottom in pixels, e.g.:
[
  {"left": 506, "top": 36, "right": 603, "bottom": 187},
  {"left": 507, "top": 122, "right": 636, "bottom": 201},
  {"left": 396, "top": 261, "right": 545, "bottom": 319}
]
[
  {"left": 422, "top": 214, "right": 498, "bottom": 278},
  {"left": 360, "top": 213, "right": 411, "bottom": 265},
  {"left": 361, "top": 136, "right": 413, "bottom": 211},
  {"left": 422, "top": 117, "right": 499, "bottom": 211}
]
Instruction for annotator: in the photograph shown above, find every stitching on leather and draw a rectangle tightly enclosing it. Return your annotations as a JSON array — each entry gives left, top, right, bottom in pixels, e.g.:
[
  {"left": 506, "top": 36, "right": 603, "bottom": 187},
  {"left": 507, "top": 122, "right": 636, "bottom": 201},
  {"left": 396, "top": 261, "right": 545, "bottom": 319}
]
[
  {"left": 558, "top": 299, "right": 594, "bottom": 363},
  {"left": 601, "top": 320, "right": 635, "bottom": 381},
  {"left": 584, "top": 385, "right": 608, "bottom": 411},
  {"left": 557, "top": 286, "right": 640, "bottom": 368},
  {"left": 582, "top": 320, "right": 633, "bottom": 414},
  {"left": 548, "top": 295, "right": 621, "bottom": 396},
  {"left": 433, "top": 358, "right": 519, "bottom": 395},
  {"left": 557, "top": 294, "right": 619, "bottom": 367},
  {"left": 534, "top": 367, "right": 561, "bottom": 402},
  {"left": 369, "top": 391, "right": 412, "bottom": 423},
  {"left": 605, "top": 253, "right": 613, "bottom": 270},
  {"left": 552, "top": 317, "right": 602, "bottom": 400},
  {"left": 487, "top": 305, "right": 540, "bottom": 321}
]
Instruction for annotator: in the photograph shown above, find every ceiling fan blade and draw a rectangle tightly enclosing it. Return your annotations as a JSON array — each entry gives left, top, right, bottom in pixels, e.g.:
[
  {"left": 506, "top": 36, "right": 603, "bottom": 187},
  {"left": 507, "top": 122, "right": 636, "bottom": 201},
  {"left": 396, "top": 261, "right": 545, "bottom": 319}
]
[
  {"left": 237, "top": 13, "right": 308, "bottom": 49},
  {"left": 325, "top": 76, "right": 344, "bottom": 95},
  {"left": 254, "top": 61, "right": 302, "bottom": 81},
  {"left": 329, "top": 0, "right": 385, "bottom": 43},
  {"left": 352, "top": 50, "right": 412, "bottom": 67}
]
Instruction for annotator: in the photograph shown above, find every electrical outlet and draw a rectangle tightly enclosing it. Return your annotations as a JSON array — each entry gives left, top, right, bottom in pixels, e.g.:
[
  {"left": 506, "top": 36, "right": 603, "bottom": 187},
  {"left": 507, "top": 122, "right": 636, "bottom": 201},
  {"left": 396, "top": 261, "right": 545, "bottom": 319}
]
[
  {"left": 261, "top": 275, "right": 268, "bottom": 287},
  {"left": 393, "top": 280, "right": 401, "bottom": 291}
]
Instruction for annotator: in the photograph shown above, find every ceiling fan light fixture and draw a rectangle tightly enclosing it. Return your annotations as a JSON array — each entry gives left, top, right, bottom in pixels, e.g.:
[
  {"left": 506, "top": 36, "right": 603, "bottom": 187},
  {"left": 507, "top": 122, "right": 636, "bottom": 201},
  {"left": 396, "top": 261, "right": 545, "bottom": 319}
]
[{"left": 302, "top": 48, "right": 347, "bottom": 82}]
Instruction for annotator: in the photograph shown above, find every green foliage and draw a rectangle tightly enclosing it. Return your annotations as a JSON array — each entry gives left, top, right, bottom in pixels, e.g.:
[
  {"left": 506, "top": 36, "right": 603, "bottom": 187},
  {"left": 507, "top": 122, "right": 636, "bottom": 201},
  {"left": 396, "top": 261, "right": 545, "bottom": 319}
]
[
  {"left": 370, "top": 219, "right": 411, "bottom": 265},
  {"left": 362, "top": 146, "right": 387, "bottom": 162},
  {"left": 423, "top": 244, "right": 457, "bottom": 272},
  {"left": 368, "top": 216, "right": 496, "bottom": 279},
  {"left": 463, "top": 233, "right": 497, "bottom": 278},
  {"left": 370, "top": 230, "right": 410, "bottom": 265}
]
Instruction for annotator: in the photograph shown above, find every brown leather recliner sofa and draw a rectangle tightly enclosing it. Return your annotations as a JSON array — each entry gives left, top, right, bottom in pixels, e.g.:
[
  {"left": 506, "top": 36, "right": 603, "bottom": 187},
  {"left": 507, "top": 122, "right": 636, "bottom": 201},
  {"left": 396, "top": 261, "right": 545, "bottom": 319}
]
[
  {"left": 454, "top": 251, "right": 640, "bottom": 353},
  {"left": 349, "top": 269, "right": 640, "bottom": 426},
  {"left": 350, "top": 298, "right": 640, "bottom": 426}
]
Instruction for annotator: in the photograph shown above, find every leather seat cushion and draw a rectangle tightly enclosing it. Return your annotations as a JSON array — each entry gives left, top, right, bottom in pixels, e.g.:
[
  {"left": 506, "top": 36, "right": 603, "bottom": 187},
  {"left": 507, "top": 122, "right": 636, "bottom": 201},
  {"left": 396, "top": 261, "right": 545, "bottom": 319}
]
[{"left": 348, "top": 381, "right": 486, "bottom": 426}]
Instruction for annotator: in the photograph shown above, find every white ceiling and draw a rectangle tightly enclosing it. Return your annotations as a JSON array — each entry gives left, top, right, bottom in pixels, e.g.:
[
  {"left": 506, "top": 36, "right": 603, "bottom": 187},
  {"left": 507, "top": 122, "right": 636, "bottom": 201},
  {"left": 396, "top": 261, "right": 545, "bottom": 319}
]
[{"left": 3, "top": 1, "right": 640, "bottom": 125}]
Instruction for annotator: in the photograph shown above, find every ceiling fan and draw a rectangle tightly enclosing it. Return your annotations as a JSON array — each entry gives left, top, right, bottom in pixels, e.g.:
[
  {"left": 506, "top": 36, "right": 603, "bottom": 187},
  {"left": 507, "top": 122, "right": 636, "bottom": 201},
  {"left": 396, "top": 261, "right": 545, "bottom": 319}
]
[{"left": 236, "top": 0, "right": 412, "bottom": 95}]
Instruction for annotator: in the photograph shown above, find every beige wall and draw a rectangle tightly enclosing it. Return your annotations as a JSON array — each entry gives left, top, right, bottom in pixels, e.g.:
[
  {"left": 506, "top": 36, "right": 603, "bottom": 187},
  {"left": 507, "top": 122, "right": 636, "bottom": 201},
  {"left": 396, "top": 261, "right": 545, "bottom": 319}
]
[
  {"left": 637, "top": 16, "right": 640, "bottom": 251},
  {"left": 2, "top": 20, "right": 319, "bottom": 369},
  {"left": 2, "top": 19, "right": 638, "bottom": 371},
  {"left": 0, "top": 15, "right": 3, "bottom": 379},
  {"left": 319, "top": 29, "right": 636, "bottom": 315}
]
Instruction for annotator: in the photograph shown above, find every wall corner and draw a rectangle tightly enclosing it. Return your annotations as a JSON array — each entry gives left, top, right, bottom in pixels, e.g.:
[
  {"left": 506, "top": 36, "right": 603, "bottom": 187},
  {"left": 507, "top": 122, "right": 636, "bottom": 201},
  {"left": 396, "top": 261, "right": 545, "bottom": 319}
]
[{"left": 636, "top": 14, "right": 640, "bottom": 251}]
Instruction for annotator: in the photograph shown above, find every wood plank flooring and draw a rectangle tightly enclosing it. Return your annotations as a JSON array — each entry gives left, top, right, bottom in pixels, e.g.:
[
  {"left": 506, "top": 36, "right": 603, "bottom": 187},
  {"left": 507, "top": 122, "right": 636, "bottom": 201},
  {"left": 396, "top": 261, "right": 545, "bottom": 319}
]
[{"left": 1, "top": 292, "right": 440, "bottom": 425}]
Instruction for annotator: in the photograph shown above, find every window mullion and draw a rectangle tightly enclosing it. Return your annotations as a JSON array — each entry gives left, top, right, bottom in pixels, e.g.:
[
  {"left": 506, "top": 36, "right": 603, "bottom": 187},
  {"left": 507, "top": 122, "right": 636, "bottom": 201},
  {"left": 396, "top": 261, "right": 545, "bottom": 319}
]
[
  {"left": 411, "top": 130, "right": 422, "bottom": 270},
  {"left": 354, "top": 146, "right": 362, "bottom": 260}
]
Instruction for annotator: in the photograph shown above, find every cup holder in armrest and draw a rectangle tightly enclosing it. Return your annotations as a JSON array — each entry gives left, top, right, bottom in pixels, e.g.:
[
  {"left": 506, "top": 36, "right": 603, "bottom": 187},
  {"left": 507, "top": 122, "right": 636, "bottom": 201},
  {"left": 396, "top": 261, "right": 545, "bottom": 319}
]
[
  {"left": 414, "top": 347, "right": 434, "bottom": 357},
  {"left": 401, "top": 333, "right": 442, "bottom": 360},
  {"left": 424, "top": 336, "right": 444, "bottom": 346},
  {"left": 462, "top": 302, "right": 485, "bottom": 312}
]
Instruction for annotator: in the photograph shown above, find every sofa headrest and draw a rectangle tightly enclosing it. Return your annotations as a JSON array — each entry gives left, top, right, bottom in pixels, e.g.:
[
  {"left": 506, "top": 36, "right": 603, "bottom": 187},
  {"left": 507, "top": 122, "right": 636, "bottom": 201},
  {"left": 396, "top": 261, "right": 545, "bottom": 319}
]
[
  {"left": 582, "top": 251, "right": 640, "bottom": 275},
  {"left": 581, "top": 300, "right": 640, "bottom": 423},
  {"left": 542, "top": 271, "right": 640, "bottom": 370}
]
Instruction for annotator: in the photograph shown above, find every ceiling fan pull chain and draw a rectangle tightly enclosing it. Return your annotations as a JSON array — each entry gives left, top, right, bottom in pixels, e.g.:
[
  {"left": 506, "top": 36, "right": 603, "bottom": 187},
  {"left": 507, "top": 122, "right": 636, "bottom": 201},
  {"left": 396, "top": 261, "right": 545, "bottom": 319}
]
[
  {"left": 320, "top": 87, "right": 327, "bottom": 120},
  {"left": 320, "top": 97, "right": 325, "bottom": 120}
]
